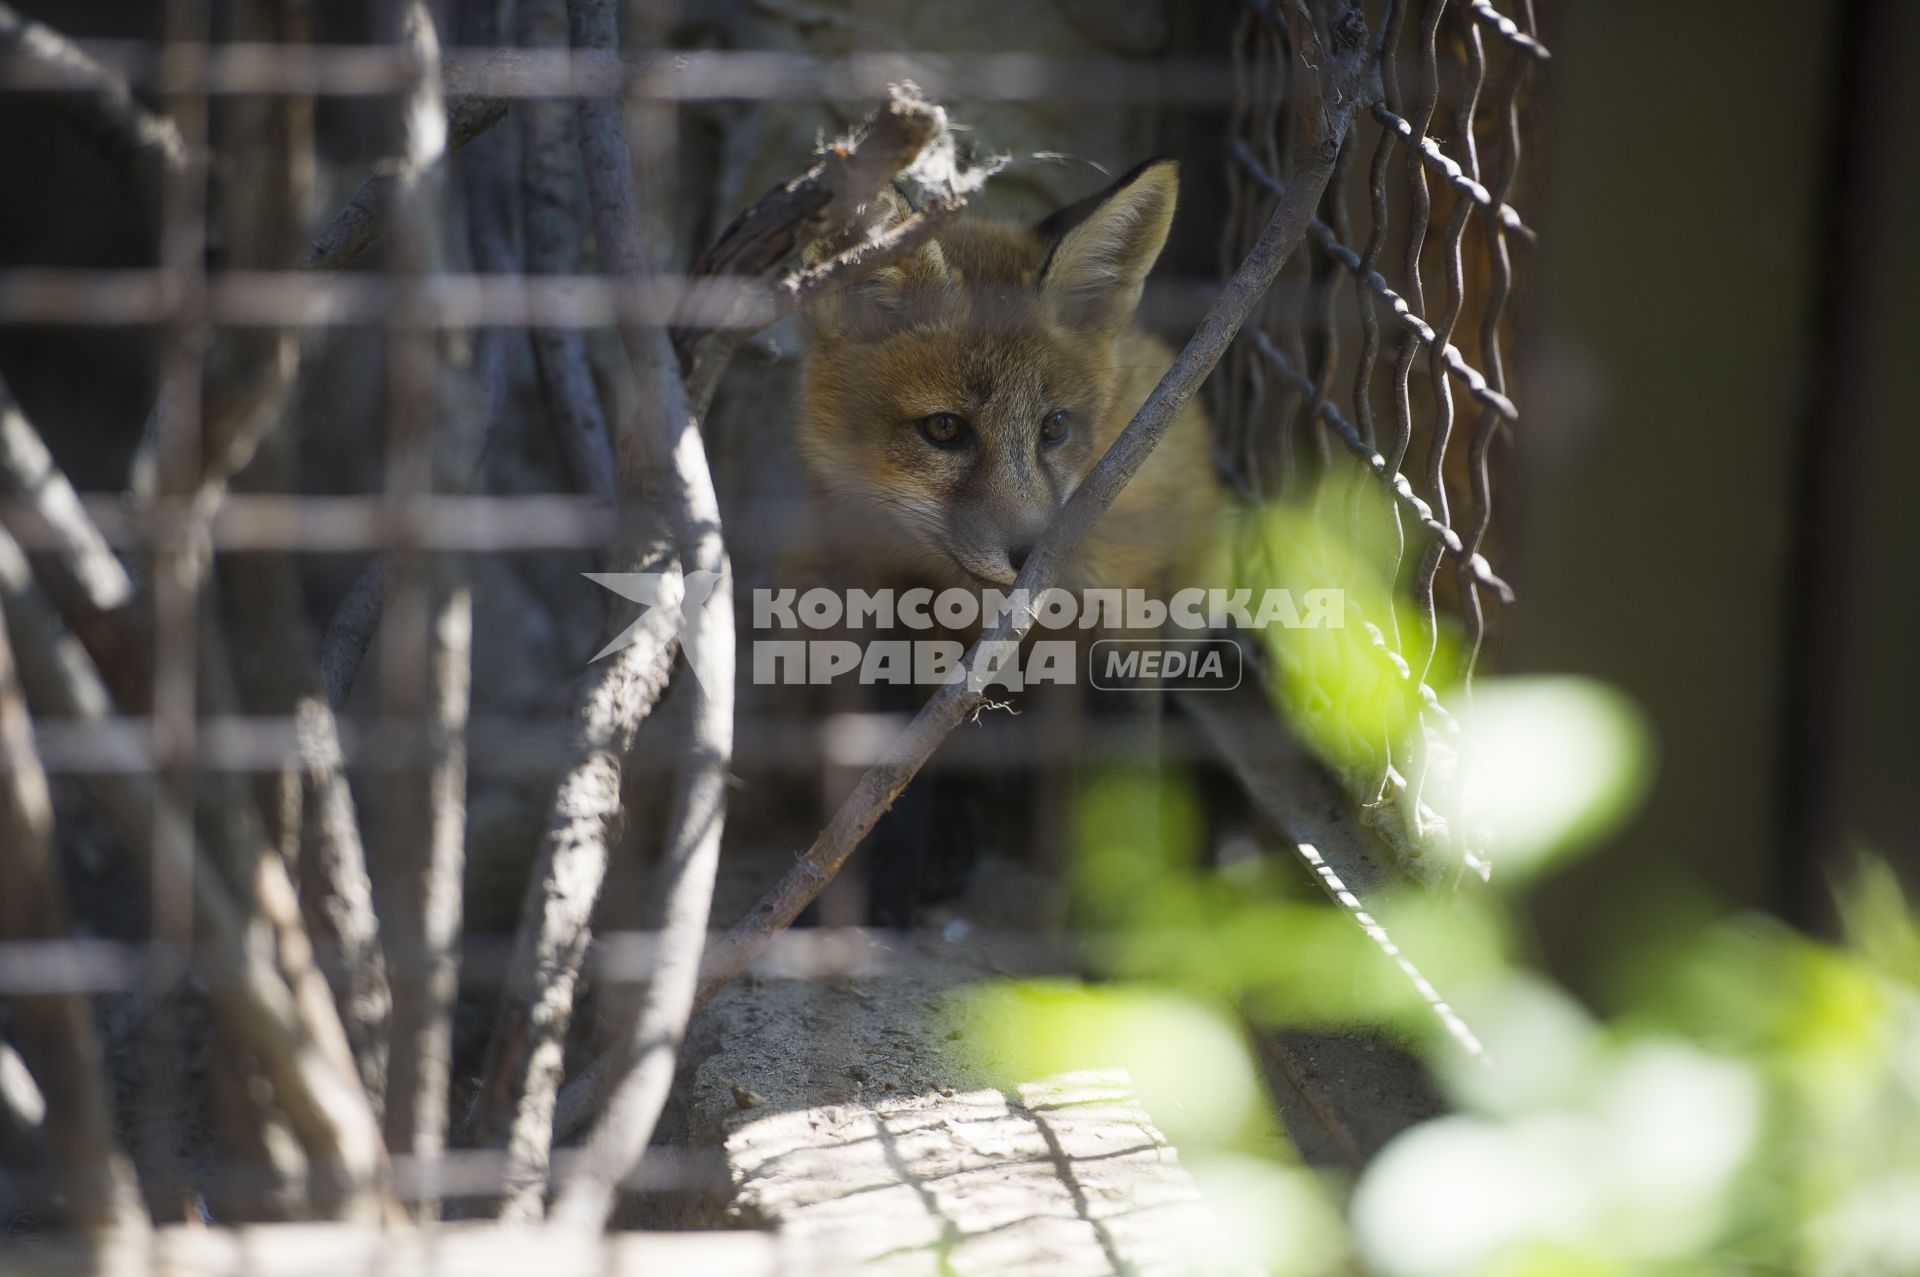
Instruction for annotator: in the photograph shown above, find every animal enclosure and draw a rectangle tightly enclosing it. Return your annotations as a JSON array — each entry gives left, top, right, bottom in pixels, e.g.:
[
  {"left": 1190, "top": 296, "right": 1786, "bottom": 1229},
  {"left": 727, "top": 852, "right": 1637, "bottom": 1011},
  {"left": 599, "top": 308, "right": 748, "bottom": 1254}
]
[{"left": 0, "top": 0, "right": 1575, "bottom": 1271}]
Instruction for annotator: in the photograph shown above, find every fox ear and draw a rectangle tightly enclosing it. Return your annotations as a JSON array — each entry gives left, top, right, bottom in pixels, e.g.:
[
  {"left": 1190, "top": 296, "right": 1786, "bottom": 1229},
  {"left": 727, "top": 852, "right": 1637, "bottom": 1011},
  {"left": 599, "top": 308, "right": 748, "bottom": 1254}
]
[
  {"left": 1037, "top": 159, "right": 1178, "bottom": 331},
  {"left": 804, "top": 186, "right": 949, "bottom": 339}
]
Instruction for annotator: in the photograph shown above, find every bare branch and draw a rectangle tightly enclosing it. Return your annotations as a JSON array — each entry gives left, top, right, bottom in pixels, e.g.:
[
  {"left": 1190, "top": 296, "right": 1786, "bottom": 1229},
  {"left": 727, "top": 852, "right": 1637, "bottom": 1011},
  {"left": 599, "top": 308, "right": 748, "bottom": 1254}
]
[
  {"left": 469, "top": 72, "right": 967, "bottom": 1222},
  {"left": 518, "top": 0, "right": 619, "bottom": 507},
  {"left": 0, "top": 374, "right": 135, "bottom": 631},
  {"left": 0, "top": 377, "right": 386, "bottom": 1211},
  {"left": 316, "top": 557, "right": 390, "bottom": 711},
  {"left": 301, "top": 94, "right": 510, "bottom": 273},
  {"left": 542, "top": 0, "right": 734, "bottom": 1230},
  {"left": 673, "top": 82, "right": 957, "bottom": 416},
  {"left": 199, "top": 616, "right": 393, "bottom": 1219},
  {"left": 222, "top": 451, "right": 393, "bottom": 1114},
  {"left": 690, "top": 22, "right": 1377, "bottom": 1009},
  {"left": 374, "top": 2, "right": 475, "bottom": 1220},
  {"left": 0, "top": 592, "right": 147, "bottom": 1237},
  {"left": 0, "top": 2, "right": 186, "bottom": 182},
  {"left": 210, "top": 0, "right": 391, "bottom": 1121},
  {"left": 472, "top": 588, "right": 678, "bottom": 1221},
  {"left": 310, "top": 7, "right": 532, "bottom": 715},
  {"left": 457, "top": 0, "right": 523, "bottom": 479},
  {"left": 0, "top": 528, "right": 386, "bottom": 1216},
  {"left": 292, "top": 693, "right": 391, "bottom": 1096},
  {"left": 0, "top": 372, "right": 149, "bottom": 698}
]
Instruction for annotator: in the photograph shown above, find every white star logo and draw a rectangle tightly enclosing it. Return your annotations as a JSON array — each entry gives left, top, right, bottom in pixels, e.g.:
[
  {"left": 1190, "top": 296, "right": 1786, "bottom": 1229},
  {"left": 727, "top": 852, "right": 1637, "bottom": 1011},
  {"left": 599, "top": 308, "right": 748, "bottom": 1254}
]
[{"left": 583, "top": 568, "right": 725, "bottom": 687}]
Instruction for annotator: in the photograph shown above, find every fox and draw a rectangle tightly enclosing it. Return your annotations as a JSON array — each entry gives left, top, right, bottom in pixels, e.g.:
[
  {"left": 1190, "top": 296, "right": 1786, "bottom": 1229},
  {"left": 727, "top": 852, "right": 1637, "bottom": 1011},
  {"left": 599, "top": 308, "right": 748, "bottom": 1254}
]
[
  {"left": 784, "top": 159, "right": 1226, "bottom": 926},
  {"left": 795, "top": 158, "right": 1221, "bottom": 609}
]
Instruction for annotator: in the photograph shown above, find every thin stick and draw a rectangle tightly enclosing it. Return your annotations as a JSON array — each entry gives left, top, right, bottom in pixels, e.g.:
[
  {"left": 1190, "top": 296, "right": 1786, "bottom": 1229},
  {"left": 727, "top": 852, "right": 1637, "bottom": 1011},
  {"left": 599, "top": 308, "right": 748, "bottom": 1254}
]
[
  {"left": 691, "top": 3, "right": 1375, "bottom": 1010},
  {"left": 317, "top": 556, "right": 389, "bottom": 711},
  {"left": 672, "top": 83, "right": 955, "bottom": 415},
  {"left": 467, "top": 82, "right": 968, "bottom": 1217},
  {"left": 0, "top": 528, "right": 385, "bottom": 1216},
  {"left": 543, "top": 0, "right": 733, "bottom": 1229},
  {"left": 301, "top": 93, "right": 509, "bottom": 273},
  {"left": 377, "top": 1, "right": 474, "bottom": 1219},
  {"left": 0, "top": 374, "right": 133, "bottom": 616},
  {"left": 0, "top": 374, "right": 385, "bottom": 1215},
  {"left": 0, "top": 592, "right": 147, "bottom": 1237},
  {"left": 519, "top": 0, "right": 620, "bottom": 507},
  {"left": 0, "top": 2, "right": 186, "bottom": 181}
]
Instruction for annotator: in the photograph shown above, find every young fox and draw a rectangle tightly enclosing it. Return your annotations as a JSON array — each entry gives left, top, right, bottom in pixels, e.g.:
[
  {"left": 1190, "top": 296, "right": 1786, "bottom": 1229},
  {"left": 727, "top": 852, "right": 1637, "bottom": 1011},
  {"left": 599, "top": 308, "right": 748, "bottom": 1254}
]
[
  {"left": 789, "top": 160, "right": 1223, "bottom": 925},
  {"left": 795, "top": 159, "right": 1221, "bottom": 606}
]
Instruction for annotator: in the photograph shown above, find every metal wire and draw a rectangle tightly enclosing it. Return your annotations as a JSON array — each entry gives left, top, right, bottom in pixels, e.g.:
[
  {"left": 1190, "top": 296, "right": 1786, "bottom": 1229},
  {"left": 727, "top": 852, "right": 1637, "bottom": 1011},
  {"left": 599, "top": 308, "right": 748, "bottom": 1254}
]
[{"left": 1220, "top": 0, "right": 1540, "bottom": 872}]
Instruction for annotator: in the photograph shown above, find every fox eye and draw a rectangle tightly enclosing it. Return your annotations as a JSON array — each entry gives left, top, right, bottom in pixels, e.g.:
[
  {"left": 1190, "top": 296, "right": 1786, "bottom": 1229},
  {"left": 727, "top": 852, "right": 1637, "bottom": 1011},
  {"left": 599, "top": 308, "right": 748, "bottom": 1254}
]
[
  {"left": 1040, "top": 409, "right": 1071, "bottom": 446},
  {"left": 917, "top": 412, "right": 968, "bottom": 449}
]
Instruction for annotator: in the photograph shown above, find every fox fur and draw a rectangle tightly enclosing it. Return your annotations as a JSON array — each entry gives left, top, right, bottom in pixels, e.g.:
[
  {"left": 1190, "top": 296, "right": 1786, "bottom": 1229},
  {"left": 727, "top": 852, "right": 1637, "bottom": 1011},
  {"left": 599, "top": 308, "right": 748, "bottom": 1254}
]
[{"left": 794, "top": 159, "right": 1222, "bottom": 608}]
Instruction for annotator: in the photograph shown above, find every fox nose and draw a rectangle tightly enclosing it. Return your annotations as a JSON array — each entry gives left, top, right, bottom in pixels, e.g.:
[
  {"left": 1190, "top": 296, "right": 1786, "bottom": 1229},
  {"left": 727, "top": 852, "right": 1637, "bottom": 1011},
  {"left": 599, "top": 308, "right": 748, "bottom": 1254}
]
[{"left": 1007, "top": 542, "right": 1035, "bottom": 573}]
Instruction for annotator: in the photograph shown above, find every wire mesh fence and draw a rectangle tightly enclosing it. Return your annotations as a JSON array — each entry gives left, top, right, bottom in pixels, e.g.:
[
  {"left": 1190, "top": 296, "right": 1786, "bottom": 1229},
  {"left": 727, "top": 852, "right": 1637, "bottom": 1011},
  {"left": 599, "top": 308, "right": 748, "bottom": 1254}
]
[
  {"left": 0, "top": 0, "right": 1541, "bottom": 1262},
  {"left": 1216, "top": 0, "right": 1538, "bottom": 878}
]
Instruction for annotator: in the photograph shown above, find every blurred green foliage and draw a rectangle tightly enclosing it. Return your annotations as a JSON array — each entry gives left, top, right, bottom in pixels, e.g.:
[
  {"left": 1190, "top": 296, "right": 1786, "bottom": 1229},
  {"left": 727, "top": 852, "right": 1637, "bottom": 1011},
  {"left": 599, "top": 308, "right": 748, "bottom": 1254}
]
[
  {"left": 1231, "top": 467, "right": 1460, "bottom": 781},
  {"left": 950, "top": 475, "right": 1920, "bottom": 1275}
]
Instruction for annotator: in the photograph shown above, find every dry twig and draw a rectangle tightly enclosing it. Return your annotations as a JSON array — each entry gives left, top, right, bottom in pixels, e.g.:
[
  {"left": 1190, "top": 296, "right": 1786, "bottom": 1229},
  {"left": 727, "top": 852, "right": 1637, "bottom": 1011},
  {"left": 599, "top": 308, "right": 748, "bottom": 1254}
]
[
  {"left": 539, "top": 82, "right": 992, "bottom": 1156},
  {"left": 0, "top": 369, "right": 385, "bottom": 1213},
  {"left": 301, "top": 93, "right": 510, "bottom": 274},
  {"left": 0, "top": 2, "right": 186, "bottom": 183},
  {"left": 373, "top": 3, "right": 475, "bottom": 1219},
  {"left": 0, "top": 376, "right": 133, "bottom": 617},
  {"left": 0, "top": 592, "right": 147, "bottom": 1236},
  {"left": 0, "top": 528, "right": 385, "bottom": 1217},
  {"left": 473, "top": 51, "right": 969, "bottom": 1233},
  {"left": 518, "top": 0, "right": 620, "bottom": 507},
  {"left": 543, "top": 0, "right": 735, "bottom": 1229}
]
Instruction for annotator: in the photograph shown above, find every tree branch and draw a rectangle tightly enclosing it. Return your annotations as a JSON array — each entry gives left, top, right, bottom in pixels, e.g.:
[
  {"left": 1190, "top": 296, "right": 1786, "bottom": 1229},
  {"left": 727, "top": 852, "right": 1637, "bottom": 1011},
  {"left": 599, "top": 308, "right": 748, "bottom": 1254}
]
[
  {"left": 0, "top": 378, "right": 386, "bottom": 1213},
  {"left": 0, "top": 528, "right": 385, "bottom": 1217},
  {"left": 300, "top": 94, "right": 509, "bottom": 273},
  {"left": 518, "top": 0, "right": 620, "bottom": 508},
  {"left": 0, "top": 591, "right": 147, "bottom": 1237},
  {"left": 672, "top": 81, "right": 958, "bottom": 416},
  {"left": 466, "top": 70, "right": 976, "bottom": 1222},
  {"left": 0, "top": 2, "right": 186, "bottom": 184},
  {"left": 541, "top": 0, "right": 735, "bottom": 1230},
  {"left": 374, "top": 2, "right": 475, "bottom": 1221}
]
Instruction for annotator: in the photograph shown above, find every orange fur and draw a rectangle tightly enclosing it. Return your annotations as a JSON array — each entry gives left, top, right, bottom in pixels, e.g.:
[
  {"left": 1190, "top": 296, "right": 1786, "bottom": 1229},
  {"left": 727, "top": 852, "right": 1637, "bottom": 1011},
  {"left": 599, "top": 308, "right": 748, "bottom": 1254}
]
[{"left": 794, "top": 161, "right": 1222, "bottom": 606}]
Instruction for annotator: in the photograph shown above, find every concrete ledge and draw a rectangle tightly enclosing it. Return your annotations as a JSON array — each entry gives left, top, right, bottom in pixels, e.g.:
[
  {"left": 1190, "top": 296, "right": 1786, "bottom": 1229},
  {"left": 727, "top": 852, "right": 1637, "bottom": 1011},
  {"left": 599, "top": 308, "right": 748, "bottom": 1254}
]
[
  {"left": 0, "top": 1223, "right": 797, "bottom": 1277},
  {"left": 685, "top": 926, "right": 1252, "bottom": 1275}
]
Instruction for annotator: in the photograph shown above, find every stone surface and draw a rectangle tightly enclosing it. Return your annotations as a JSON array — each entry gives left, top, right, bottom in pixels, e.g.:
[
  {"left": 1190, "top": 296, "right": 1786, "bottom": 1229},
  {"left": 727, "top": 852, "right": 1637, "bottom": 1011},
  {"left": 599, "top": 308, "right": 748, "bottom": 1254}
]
[{"left": 672, "top": 860, "right": 1256, "bottom": 1275}]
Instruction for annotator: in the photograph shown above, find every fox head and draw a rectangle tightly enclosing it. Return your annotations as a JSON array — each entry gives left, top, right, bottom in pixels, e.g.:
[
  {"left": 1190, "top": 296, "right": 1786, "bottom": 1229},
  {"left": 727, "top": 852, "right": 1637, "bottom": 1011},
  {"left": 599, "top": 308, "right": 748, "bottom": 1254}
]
[{"left": 796, "top": 160, "right": 1181, "bottom": 588}]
